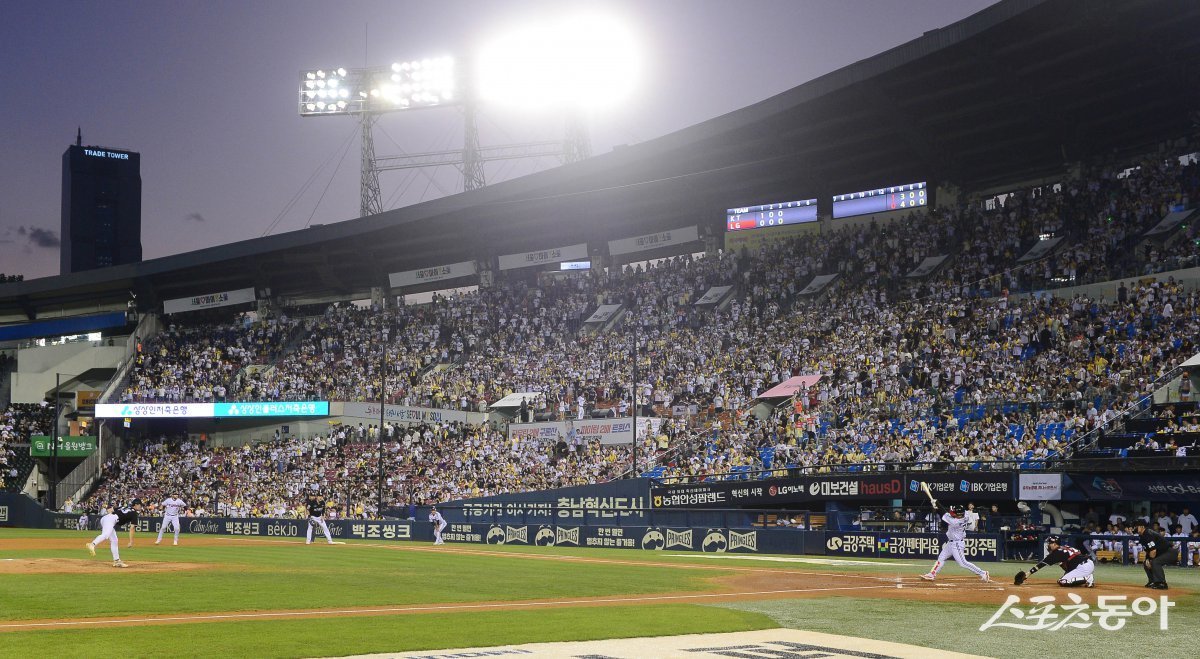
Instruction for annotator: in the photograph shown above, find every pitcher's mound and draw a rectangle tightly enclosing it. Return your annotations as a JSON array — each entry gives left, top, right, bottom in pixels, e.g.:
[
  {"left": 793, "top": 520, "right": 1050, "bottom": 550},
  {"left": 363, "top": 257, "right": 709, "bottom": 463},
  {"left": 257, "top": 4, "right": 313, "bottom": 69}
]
[{"left": 0, "top": 558, "right": 209, "bottom": 574}]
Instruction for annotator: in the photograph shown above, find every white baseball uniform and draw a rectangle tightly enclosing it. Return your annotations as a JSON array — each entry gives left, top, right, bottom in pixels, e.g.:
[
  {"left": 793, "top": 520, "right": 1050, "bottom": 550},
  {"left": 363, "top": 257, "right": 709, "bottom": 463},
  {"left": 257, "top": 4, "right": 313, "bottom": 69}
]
[
  {"left": 429, "top": 510, "right": 447, "bottom": 545},
  {"left": 89, "top": 507, "right": 138, "bottom": 562},
  {"left": 925, "top": 511, "right": 989, "bottom": 579},
  {"left": 157, "top": 496, "right": 187, "bottom": 544}
]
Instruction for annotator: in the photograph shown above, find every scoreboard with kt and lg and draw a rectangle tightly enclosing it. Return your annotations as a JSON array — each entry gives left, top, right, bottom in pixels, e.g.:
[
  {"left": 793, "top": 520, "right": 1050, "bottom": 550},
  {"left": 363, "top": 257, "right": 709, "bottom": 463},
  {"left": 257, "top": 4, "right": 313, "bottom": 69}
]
[
  {"left": 726, "top": 198, "right": 818, "bottom": 232},
  {"left": 832, "top": 181, "right": 927, "bottom": 219}
]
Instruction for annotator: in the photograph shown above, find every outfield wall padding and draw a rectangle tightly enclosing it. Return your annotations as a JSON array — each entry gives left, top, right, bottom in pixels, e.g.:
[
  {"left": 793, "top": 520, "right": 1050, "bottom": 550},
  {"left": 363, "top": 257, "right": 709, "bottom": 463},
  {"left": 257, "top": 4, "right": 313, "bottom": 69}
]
[{"left": 32, "top": 507, "right": 1002, "bottom": 560}]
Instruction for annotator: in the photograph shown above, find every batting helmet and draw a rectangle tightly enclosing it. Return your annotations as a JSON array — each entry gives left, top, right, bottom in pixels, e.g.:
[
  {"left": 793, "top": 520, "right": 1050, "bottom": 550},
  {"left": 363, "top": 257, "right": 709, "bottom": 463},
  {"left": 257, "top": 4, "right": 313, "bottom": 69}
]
[
  {"left": 947, "top": 505, "right": 964, "bottom": 517},
  {"left": 1045, "top": 534, "right": 1062, "bottom": 546}
]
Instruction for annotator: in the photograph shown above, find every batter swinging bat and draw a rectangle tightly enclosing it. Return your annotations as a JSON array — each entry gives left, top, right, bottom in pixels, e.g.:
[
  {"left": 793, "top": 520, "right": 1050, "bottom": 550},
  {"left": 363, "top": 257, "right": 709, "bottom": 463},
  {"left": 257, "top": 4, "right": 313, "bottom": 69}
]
[{"left": 919, "top": 481, "right": 936, "bottom": 506}]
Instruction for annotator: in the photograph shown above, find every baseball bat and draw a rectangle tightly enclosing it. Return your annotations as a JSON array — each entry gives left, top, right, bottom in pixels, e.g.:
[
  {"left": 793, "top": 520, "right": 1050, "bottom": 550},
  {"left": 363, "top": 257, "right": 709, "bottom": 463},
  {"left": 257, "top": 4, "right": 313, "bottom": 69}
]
[{"left": 919, "top": 481, "right": 936, "bottom": 506}]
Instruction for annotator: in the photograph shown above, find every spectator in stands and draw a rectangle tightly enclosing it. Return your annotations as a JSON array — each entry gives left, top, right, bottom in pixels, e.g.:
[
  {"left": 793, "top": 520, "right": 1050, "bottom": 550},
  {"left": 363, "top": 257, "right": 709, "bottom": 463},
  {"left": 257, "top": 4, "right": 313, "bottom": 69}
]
[{"left": 76, "top": 145, "right": 1200, "bottom": 510}]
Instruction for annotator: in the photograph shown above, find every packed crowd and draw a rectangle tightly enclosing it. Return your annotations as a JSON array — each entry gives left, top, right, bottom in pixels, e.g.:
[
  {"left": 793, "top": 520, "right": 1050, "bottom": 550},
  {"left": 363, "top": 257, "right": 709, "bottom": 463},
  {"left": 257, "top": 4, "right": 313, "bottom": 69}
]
[
  {"left": 82, "top": 421, "right": 661, "bottom": 517},
  {"left": 118, "top": 315, "right": 299, "bottom": 403},
  {"left": 0, "top": 403, "right": 54, "bottom": 491},
  {"left": 648, "top": 273, "right": 1197, "bottom": 481},
  {"left": 76, "top": 146, "right": 1200, "bottom": 506}
]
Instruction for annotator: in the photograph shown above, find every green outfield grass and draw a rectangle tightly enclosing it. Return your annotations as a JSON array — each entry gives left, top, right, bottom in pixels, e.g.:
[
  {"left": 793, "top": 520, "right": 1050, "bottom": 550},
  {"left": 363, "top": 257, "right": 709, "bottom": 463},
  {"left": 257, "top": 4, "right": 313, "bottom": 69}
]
[
  {"left": 0, "top": 605, "right": 776, "bottom": 659},
  {"left": 0, "top": 529, "right": 723, "bottom": 619},
  {"left": 2, "top": 528, "right": 1196, "bottom": 658}
]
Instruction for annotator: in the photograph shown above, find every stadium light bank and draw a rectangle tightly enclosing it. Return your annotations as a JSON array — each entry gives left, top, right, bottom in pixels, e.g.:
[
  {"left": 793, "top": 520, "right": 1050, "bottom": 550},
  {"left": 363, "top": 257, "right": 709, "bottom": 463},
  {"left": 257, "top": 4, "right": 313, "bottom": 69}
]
[{"left": 296, "top": 10, "right": 644, "bottom": 216}]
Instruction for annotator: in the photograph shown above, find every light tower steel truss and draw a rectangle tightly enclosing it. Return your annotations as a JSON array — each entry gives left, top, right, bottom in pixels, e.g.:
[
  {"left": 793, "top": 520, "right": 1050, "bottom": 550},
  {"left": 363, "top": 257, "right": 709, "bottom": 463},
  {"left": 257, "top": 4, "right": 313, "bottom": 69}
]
[{"left": 298, "top": 63, "right": 590, "bottom": 214}]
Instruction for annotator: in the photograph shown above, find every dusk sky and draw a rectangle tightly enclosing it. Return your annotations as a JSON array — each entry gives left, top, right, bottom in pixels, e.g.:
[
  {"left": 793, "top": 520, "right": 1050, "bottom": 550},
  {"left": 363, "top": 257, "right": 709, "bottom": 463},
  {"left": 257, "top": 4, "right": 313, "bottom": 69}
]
[{"left": 0, "top": 0, "right": 997, "bottom": 281}]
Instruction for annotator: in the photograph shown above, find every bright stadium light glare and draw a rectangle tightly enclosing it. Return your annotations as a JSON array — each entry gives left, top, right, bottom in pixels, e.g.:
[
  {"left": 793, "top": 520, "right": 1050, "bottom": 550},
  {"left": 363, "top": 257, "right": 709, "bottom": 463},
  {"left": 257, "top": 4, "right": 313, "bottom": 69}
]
[
  {"left": 477, "top": 11, "right": 641, "bottom": 110},
  {"left": 298, "top": 55, "right": 456, "bottom": 117}
]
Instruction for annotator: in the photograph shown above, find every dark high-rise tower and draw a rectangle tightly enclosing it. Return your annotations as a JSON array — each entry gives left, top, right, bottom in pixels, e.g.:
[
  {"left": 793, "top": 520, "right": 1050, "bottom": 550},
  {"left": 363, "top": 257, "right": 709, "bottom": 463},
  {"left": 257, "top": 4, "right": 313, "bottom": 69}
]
[{"left": 60, "top": 134, "right": 142, "bottom": 274}]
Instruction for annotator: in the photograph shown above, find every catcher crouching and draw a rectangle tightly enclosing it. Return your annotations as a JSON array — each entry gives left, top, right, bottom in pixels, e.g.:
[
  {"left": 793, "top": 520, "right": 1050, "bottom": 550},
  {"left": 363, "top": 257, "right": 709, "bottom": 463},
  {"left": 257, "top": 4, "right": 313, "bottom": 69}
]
[{"left": 1014, "top": 535, "right": 1095, "bottom": 588}]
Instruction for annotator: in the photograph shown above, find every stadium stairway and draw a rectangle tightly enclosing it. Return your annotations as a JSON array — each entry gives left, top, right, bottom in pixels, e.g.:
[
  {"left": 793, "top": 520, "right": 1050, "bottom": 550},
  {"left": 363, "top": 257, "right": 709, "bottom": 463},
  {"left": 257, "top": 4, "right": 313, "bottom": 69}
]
[{"left": 0, "top": 357, "right": 12, "bottom": 409}]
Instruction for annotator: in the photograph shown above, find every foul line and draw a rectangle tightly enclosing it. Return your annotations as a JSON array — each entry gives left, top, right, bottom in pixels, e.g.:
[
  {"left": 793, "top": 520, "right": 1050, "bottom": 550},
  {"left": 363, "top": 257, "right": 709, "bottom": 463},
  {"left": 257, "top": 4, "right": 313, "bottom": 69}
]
[{"left": 0, "top": 584, "right": 900, "bottom": 631}]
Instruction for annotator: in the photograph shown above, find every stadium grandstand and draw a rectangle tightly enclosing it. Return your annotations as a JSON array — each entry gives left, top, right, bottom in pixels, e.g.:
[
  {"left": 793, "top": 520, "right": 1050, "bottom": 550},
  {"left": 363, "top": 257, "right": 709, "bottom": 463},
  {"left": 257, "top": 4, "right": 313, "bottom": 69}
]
[{"left": 3, "top": 0, "right": 1200, "bottom": 562}]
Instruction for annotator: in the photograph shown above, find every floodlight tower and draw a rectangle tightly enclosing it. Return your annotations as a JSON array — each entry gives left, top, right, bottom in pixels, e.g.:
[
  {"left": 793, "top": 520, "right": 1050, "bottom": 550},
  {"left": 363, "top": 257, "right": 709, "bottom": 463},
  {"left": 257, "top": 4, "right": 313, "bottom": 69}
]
[
  {"left": 298, "top": 61, "right": 459, "bottom": 217},
  {"left": 298, "top": 58, "right": 588, "bottom": 216}
]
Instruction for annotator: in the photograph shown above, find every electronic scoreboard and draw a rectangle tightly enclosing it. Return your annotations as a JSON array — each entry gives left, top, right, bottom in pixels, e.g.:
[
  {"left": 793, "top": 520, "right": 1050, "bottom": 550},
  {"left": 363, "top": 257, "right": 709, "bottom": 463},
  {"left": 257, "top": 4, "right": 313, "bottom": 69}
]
[
  {"left": 726, "top": 198, "right": 818, "bottom": 231},
  {"left": 832, "top": 181, "right": 927, "bottom": 219}
]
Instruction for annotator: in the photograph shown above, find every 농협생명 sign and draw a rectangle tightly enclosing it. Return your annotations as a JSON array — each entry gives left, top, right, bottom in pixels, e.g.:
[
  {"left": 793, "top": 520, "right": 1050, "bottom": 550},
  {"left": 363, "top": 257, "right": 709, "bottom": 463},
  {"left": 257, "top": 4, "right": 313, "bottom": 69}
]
[
  {"left": 607, "top": 226, "right": 699, "bottom": 256},
  {"left": 498, "top": 243, "right": 588, "bottom": 271},
  {"left": 389, "top": 260, "right": 477, "bottom": 288},
  {"left": 163, "top": 287, "right": 256, "bottom": 315},
  {"left": 30, "top": 435, "right": 97, "bottom": 458}
]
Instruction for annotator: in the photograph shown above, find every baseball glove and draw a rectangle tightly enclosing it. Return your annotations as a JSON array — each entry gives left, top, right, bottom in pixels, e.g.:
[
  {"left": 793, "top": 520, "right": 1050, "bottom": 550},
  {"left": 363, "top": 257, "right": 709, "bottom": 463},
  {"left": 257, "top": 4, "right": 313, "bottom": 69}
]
[{"left": 1014, "top": 570, "right": 1027, "bottom": 585}]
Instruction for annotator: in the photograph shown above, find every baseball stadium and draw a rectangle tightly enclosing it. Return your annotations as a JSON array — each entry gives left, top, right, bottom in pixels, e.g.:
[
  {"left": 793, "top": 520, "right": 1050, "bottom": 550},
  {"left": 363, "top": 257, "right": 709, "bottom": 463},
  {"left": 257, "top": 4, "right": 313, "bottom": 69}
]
[{"left": 3, "top": 1, "right": 1200, "bottom": 657}]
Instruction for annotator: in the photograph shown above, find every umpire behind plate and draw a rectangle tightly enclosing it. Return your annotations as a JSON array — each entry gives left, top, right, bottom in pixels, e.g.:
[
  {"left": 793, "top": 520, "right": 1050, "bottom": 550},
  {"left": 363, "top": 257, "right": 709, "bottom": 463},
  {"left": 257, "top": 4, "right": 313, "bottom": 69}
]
[
  {"left": 1013, "top": 535, "right": 1095, "bottom": 587},
  {"left": 1134, "top": 519, "right": 1179, "bottom": 590}
]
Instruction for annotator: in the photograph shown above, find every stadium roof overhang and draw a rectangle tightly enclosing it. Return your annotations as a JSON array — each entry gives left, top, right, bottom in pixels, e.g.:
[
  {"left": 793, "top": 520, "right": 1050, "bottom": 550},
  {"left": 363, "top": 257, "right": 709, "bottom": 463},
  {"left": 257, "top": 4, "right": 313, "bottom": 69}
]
[{"left": 2, "top": 0, "right": 1198, "bottom": 321}]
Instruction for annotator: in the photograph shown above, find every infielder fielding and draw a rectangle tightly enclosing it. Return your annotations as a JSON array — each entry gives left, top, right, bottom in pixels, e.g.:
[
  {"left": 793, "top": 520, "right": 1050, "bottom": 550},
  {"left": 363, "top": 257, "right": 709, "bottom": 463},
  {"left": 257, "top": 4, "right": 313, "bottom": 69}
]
[
  {"left": 1014, "top": 535, "right": 1095, "bottom": 587},
  {"left": 429, "top": 505, "right": 447, "bottom": 545},
  {"left": 916, "top": 483, "right": 990, "bottom": 583},
  {"left": 155, "top": 493, "right": 187, "bottom": 545},
  {"left": 304, "top": 489, "right": 335, "bottom": 545},
  {"left": 85, "top": 499, "right": 143, "bottom": 568}
]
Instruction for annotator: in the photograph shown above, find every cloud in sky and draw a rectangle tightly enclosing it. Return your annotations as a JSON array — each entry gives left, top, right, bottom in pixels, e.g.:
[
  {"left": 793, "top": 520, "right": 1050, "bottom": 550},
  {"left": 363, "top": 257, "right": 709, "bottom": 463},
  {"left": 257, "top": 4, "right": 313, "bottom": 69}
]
[{"left": 24, "top": 226, "right": 61, "bottom": 248}]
